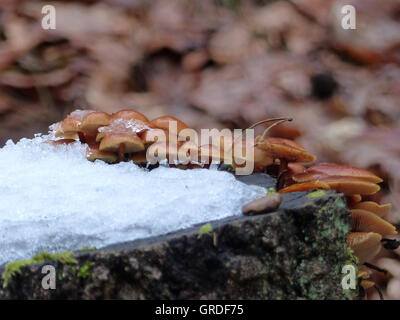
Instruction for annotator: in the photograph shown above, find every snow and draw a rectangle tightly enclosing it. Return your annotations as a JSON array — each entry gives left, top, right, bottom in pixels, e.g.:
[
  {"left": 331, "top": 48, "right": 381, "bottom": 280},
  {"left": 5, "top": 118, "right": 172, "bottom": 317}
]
[{"left": 0, "top": 135, "right": 266, "bottom": 265}]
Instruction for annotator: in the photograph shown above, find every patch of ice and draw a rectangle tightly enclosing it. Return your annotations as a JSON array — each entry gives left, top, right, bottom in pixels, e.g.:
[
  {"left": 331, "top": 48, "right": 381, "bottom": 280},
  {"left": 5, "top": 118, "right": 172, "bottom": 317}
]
[{"left": 0, "top": 136, "right": 266, "bottom": 265}]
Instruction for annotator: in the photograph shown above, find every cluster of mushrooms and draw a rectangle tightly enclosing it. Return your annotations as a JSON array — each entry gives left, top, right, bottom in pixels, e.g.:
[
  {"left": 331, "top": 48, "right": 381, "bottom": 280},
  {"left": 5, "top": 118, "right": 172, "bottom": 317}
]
[
  {"left": 278, "top": 162, "right": 397, "bottom": 294},
  {"left": 49, "top": 109, "right": 397, "bottom": 296}
]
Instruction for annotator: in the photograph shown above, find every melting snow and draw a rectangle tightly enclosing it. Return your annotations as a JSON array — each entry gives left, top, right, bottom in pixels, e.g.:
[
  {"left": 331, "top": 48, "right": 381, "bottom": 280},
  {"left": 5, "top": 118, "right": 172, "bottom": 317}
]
[{"left": 0, "top": 135, "right": 266, "bottom": 265}]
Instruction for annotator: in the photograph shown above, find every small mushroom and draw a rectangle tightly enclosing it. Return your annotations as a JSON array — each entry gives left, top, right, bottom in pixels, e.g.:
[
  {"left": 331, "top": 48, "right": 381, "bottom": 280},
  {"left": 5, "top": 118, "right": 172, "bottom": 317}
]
[
  {"left": 110, "top": 109, "right": 148, "bottom": 122},
  {"left": 352, "top": 201, "right": 392, "bottom": 218},
  {"left": 351, "top": 209, "right": 397, "bottom": 236},
  {"left": 317, "top": 176, "right": 381, "bottom": 196},
  {"left": 347, "top": 232, "right": 382, "bottom": 264},
  {"left": 242, "top": 192, "right": 282, "bottom": 216},
  {"left": 86, "top": 145, "right": 118, "bottom": 163},
  {"left": 149, "top": 116, "right": 189, "bottom": 137},
  {"left": 255, "top": 136, "right": 316, "bottom": 163},
  {"left": 52, "top": 109, "right": 96, "bottom": 141},
  {"left": 301, "top": 163, "right": 383, "bottom": 184},
  {"left": 279, "top": 181, "right": 330, "bottom": 193},
  {"left": 99, "top": 133, "right": 145, "bottom": 161},
  {"left": 96, "top": 118, "right": 150, "bottom": 142},
  {"left": 79, "top": 111, "right": 111, "bottom": 144}
]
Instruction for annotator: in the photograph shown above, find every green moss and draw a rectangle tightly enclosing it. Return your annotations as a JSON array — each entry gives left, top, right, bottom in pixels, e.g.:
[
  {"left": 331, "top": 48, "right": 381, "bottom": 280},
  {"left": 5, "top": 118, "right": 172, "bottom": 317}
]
[
  {"left": 267, "top": 187, "right": 276, "bottom": 195},
  {"left": 199, "top": 223, "right": 213, "bottom": 235},
  {"left": 79, "top": 247, "right": 96, "bottom": 251},
  {"left": 77, "top": 262, "right": 95, "bottom": 279},
  {"left": 307, "top": 190, "right": 326, "bottom": 199},
  {"left": 2, "top": 251, "right": 77, "bottom": 288}
]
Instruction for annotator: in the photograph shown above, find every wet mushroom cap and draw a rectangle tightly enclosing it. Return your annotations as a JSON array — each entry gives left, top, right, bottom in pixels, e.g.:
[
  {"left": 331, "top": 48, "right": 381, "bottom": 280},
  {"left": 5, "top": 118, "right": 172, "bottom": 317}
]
[
  {"left": 99, "top": 133, "right": 145, "bottom": 153},
  {"left": 318, "top": 176, "right": 380, "bottom": 195},
  {"left": 80, "top": 112, "right": 111, "bottom": 134},
  {"left": 304, "top": 163, "right": 383, "bottom": 184},
  {"left": 255, "top": 136, "right": 316, "bottom": 163},
  {"left": 352, "top": 202, "right": 392, "bottom": 218},
  {"left": 347, "top": 232, "right": 383, "bottom": 264},
  {"left": 351, "top": 209, "right": 397, "bottom": 236},
  {"left": 111, "top": 109, "right": 149, "bottom": 122},
  {"left": 141, "top": 128, "right": 169, "bottom": 145},
  {"left": 149, "top": 116, "right": 189, "bottom": 136},
  {"left": 86, "top": 145, "right": 118, "bottom": 163},
  {"left": 279, "top": 181, "right": 330, "bottom": 194},
  {"left": 96, "top": 118, "right": 149, "bottom": 142}
]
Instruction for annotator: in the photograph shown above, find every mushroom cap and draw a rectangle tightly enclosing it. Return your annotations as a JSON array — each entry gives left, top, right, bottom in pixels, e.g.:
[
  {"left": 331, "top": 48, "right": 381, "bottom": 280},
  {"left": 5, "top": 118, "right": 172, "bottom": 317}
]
[
  {"left": 351, "top": 209, "right": 397, "bottom": 236},
  {"left": 360, "top": 280, "right": 375, "bottom": 290},
  {"left": 288, "top": 162, "right": 306, "bottom": 174},
  {"left": 149, "top": 116, "right": 188, "bottom": 136},
  {"left": 58, "top": 117, "right": 81, "bottom": 134},
  {"left": 352, "top": 201, "right": 391, "bottom": 218},
  {"left": 357, "top": 266, "right": 373, "bottom": 280},
  {"left": 86, "top": 145, "right": 118, "bottom": 163},
  {"left": 80, "top": 112, "right": 111, "bottom": 133},
  {"left": 99, "top": 133, "right": 145, "bottom": 153},
  {"left": 319, "top": 176, "right": 380, "bottom": 195},
  {"left": 111, "top": 109, "right": 148, "bottom": 122},
  {"left": 279, "top": 181, "right": 331, "bottom": 194},
  {"left": 141, "top": 128, "right": 169, "bottom": 145},
  {"left": 347, "top": 232, "right": 382, "bottom": 264},
  {"left": 304, "top": 163, "right": 383, "bottom": 184},
  {"left": 255, "top": 136, "right": 316, "bottom": 163},
  {"left": 96, "top": 118, "right": 150, "bottom": 142}
]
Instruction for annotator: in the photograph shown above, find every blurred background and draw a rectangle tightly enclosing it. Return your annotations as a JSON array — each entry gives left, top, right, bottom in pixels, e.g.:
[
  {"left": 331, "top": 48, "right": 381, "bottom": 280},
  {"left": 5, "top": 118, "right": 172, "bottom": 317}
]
[{"left": 0, "top": 0, "right": 399, "bottom": 299}]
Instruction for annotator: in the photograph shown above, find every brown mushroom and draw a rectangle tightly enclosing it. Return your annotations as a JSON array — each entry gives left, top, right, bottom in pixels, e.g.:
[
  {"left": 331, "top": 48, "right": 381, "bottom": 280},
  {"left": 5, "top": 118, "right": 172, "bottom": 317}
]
[
  {"left": 149, "top": 116, "right": 188, "bottom": 137},
  {"left": 111, "top": 109, "right": 148, "bottom": 122},
  {"left": 279, "top": 181, "right": 330, "bottom": 194},
  {"left": 99, "top": 133, "right": 145, "bottom": 161},
  {"left": 351, "top": 209, "right": 397, "bottom": 236},
  {"left": 302, "top": 163, "right": 383, "bottom": 184},
  {"left": 86, "top": 145, "right": 118, "bottom": 164},
  {"left": 352, "top": 202, "right": 392, "bottom": 218},
  {"left": 96, "top": 118, "right": 150, "bottom": 142},
  {"left": 347, "top": 232, "right": 382, "bottom": 264},
  {"left": 255, "top": 136, "right": 316, "bottom": 163},
  {"left": 80, "top": 111, "right": 111, "bottom": 144}
]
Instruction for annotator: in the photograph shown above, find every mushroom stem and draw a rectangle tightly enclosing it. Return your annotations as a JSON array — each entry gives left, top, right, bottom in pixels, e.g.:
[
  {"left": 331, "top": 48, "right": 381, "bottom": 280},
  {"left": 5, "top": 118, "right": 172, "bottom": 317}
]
[
  {"left": 247, "top": 117, "right": 293, "bottom": 130},
  {"left": 78, "top": 132, "right": 86, "bottom": 144},
  {"left": 363, "top": 262, "right": 388, "bottom": 275},
  {"left": 118, "top": 143, "right": 126, "bottom": 162},
  {"left": 277, "top": 159, "right": 289, "bottom": 190},
  {"left": 373, "top": 285, "right": 384, "bottom": 300},
  {"left": 258, "top": 118, "right": 293, "bottom": 143}
]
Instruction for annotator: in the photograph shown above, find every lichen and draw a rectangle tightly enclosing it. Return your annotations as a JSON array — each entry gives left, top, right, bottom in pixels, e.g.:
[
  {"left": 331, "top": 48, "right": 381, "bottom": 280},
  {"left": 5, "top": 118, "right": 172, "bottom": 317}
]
[
  {"left": 307, "top": 190, "right": 326, "bottom": 199},
  {"left": 199, "top": 223, "right": 212, "bottom": 235},
  {"left": 1, "top": 251, "right": 77, "bottom": 288},
  {"left": 77, "top": 262, "right": 95, "bottom": 279}
]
